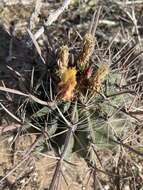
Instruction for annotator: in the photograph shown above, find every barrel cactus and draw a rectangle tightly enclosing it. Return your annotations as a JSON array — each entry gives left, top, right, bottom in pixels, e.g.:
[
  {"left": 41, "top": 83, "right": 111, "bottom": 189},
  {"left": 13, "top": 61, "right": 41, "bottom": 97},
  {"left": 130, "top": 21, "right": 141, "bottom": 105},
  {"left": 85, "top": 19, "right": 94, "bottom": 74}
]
[{"left": 16, "top": 7, "right": 141, "bottom": 189}]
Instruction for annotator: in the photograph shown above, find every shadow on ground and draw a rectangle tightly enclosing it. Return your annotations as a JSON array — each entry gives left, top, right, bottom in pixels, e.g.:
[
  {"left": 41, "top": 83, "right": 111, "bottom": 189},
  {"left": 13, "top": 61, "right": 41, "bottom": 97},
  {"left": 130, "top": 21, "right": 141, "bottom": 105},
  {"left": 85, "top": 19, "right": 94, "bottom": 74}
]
[{"left": 0, "top": 25, "right": 34, "bottom": 91}]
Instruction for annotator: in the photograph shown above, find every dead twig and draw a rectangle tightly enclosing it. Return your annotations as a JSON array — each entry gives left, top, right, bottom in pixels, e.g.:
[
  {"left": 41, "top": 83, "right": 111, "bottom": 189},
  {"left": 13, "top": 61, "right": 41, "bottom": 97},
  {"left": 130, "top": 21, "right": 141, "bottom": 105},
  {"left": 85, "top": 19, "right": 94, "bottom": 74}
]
[
  {"left": 29, "top": 0, "right": 42, "bottom": 30},
  {"left": 32, "top": 0, "right": 72, "bottom": 41}
]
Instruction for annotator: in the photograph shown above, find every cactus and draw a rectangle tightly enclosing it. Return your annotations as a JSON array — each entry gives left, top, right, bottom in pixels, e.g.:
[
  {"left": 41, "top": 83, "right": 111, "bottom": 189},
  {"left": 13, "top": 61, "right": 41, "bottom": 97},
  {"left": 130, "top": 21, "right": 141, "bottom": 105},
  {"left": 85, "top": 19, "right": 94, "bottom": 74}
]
[
  {"left": 38, "top": 9, "right": 140, "bottom": 189},
  {"left": 17, "top": 8, "right": 141, "bottom": 189}
]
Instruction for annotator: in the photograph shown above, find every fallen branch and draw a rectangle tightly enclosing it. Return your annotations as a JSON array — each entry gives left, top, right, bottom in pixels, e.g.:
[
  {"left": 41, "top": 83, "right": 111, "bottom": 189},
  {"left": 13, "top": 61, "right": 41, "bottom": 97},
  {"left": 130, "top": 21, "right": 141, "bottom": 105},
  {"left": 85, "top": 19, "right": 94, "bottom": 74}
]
[{"left": 33, "top": 0, "right": 72, "bottom": 41}]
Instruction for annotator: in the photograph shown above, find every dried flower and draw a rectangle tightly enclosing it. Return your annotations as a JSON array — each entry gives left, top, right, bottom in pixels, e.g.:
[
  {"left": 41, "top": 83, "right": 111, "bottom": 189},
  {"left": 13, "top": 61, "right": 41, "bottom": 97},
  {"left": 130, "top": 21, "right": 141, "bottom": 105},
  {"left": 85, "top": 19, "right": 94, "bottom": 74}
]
[
  {"left": 58, "top": 45, "right": 69, "bottom": 74},
  {"left": 79, "top": 67, "right": 93, "bottom": 94},
  {"left": 58, "top": 68, "right": 77, "bottom": 101},
  {"left": 91, "top": 64, "right": 109, "bottom": 93},
  {"left": 77, "top": 33, "right": 95, "bottom": 69},
  {"left": 83, "top": 66, "right": 93, "bottom": 79}
]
